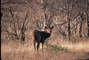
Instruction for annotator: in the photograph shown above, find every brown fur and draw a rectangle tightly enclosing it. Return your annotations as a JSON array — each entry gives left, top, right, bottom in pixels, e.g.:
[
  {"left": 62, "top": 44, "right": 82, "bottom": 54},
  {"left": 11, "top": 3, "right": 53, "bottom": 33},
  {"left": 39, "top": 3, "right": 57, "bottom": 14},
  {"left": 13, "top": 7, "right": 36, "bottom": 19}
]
[{"left": 32, "top": 26, "right": 54, "bottom": 51}]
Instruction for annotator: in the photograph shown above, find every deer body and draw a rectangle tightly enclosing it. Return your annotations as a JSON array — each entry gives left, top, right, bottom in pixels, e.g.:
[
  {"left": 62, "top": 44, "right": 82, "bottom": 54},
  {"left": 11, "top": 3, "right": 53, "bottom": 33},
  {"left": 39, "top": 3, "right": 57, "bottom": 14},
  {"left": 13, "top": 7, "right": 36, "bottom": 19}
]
[{"left": 33, "top": 26, "right": 54, "bottom": 51}]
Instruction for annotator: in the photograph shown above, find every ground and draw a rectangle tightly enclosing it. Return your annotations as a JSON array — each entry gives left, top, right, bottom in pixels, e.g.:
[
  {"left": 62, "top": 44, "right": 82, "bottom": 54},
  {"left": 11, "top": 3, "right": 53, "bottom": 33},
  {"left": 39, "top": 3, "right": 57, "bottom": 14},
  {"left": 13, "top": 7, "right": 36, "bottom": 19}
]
[{"left": 1, "top": 39, "right": 89, "bottom": 60}]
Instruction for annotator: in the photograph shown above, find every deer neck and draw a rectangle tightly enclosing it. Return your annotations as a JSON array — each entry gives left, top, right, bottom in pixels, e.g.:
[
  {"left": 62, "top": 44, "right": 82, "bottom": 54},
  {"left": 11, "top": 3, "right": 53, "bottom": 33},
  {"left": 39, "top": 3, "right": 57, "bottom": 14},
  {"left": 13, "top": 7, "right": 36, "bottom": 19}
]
[{"left": 45, "top": 32, "right": 51, "bottom": 38}]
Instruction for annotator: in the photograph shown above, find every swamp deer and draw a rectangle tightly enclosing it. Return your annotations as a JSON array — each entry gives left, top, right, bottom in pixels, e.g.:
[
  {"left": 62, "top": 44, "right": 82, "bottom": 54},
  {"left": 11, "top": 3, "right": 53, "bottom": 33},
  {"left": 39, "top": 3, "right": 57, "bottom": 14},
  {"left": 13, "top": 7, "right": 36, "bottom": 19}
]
[{"left": 32, "top": 26, "right": 54, "bottom": 51}]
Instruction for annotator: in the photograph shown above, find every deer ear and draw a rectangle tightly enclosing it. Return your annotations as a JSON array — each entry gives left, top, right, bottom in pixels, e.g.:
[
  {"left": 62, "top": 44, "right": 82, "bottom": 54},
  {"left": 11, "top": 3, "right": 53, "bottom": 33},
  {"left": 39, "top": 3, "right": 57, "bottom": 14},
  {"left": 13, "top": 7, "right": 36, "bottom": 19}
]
[
  {"left": 51, "top": 26, "right": 54, "bottom": 29},
  {"left": 45, "top": 26, "right": 47, "bottom": 29}
]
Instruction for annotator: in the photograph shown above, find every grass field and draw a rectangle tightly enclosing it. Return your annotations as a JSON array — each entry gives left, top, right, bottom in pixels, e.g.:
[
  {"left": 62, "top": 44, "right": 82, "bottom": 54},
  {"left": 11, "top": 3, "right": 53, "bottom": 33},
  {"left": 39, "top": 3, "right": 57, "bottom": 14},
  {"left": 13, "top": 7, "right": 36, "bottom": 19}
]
[
  {"left": 1, "top": 0, "right": 89, "bottom": 60},
  {"left": 1, "top": 39, "right": 89, "bottom": 60}
]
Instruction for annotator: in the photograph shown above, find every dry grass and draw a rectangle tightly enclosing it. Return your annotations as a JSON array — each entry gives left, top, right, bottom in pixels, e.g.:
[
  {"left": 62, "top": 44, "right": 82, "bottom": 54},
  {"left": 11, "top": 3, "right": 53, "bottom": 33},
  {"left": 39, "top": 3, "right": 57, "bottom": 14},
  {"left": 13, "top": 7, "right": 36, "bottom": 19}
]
[
  {"left": 1, "top": 1, "right": 89, "bottom": 60},
  {"left": 1, "top": 38, "right": 89, "bottom": 60}
]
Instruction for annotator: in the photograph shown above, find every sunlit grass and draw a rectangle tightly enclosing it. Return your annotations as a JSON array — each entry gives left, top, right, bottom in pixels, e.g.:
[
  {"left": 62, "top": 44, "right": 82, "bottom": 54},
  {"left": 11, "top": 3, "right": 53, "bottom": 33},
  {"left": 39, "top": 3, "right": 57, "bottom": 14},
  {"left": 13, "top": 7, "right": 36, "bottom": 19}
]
[{"left": 1, "top": 38, "right": 89, "bottom": 60}]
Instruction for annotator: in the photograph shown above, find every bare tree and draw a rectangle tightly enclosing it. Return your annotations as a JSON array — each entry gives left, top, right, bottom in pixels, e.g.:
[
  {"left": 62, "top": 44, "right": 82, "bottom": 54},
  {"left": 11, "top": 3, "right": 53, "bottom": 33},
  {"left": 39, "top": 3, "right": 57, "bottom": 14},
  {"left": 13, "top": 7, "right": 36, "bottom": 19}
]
[
  {"left": 53, "top": 18, "right": 67, "bottom": 37},
  {"left": 35, "top": 0, "right": 55, "bottom": 31},
  {"left": 42, "top": 0, "right": 54, "bottom": 30},
  {"left": 1, "top": 7, "right": 30, "bottom": 41}
]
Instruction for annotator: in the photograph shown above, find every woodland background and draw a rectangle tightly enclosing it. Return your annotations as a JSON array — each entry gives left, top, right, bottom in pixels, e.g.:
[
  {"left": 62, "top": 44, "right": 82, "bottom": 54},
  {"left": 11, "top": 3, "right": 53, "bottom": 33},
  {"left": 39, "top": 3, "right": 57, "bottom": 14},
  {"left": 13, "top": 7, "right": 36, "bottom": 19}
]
[{"left": 1, "top": 0, "right": 89, "bottom": 60}]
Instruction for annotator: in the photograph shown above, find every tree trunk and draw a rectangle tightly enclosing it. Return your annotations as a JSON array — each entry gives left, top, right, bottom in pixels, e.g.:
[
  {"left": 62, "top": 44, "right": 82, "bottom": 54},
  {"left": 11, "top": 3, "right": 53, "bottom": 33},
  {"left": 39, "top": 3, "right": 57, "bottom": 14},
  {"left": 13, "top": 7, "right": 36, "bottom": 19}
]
[
  {"left": 79, "top": 12, "right": 84, "bottom": 37},
  {"left": 87, "top": 14, "right": 89, "bottom": 37},
  {"left": 86, "top": 0, "right": 89, "bottom": 37},
  {"left": 21, "top": 28, "right": 25, "bottom": 41},
  {"left": 1, "top": 13, "right": 2, "bottom": 18},
  {"left": 67, "top": 0, "right": 71, "bottom": 40},
  {"left": 68, "top": 17, "right": 71, "bottom": 40},
  {"left": 79, "top": 19, "right": 82, "bottom": 37}
]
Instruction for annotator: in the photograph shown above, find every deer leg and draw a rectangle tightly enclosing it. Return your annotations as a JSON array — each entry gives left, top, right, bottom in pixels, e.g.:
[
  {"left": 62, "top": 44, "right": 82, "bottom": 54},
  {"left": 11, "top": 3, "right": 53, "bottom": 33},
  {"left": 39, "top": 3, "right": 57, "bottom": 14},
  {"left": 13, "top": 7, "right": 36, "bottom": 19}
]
[
  {"left": 34, "top": 41, "right": 36, "bottom": 50},
  {"left": 37, "top": 43, "right": 40, "bottom": 51},
  {"left": 42, "top": 43, "right": 44, "bottom": 51},
  {"left": 42, "top": 42, "right": 44, "bottom": 51}
]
